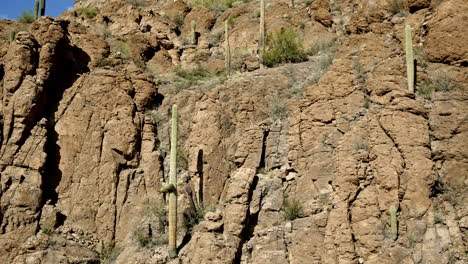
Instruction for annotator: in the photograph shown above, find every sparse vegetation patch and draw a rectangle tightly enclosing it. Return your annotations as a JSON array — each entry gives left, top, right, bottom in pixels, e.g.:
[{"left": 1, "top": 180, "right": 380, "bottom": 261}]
[
  {"left": 127, "top": 0, "right": 147, "bottom": 9},
  {"left": 387, "top": 0, "right": 407, "bottom": 16},
  {"left": 263, "top": 28, "right": 307, "bottom": 67},
  {"left": 417, "top": 71, "right": 460, "bottom": 99},
  {"left": 184, "top": 204, "right": 214, "bottom": 231},
  {"left": 77, "top": 7, "right": 98, "bottom": 19},
  {"left": 17, "top": 10, "right": 35, "bottom": 23},
  {"left": 100, "top": 240, "right": 122, "bottom": 263},
  {"left": 195, "top": 0, "right": 237, "bottom": 13},
  {"left": 283, "top": 198, "right": 303, "bottom": 221}
]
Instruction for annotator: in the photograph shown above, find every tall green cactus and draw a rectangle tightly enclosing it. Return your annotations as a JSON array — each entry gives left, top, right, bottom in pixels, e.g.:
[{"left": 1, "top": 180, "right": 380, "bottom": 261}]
[
  {"left": 8, "top": 31, "right": 15, "bottom": 44},
  {"left": 389, "top": 205, "right": 398, "bottom": 240},
  {"left": 259, "top": 0, "right": 265, "bottom": 69},
  {"left": 191, "top": 20, "right": 197, "bottom": 45},
  {"left": 40, "top": 0, "right": 45, "bottom": 16},
  {"left": 34, "top": 0, "right": 40, "bottom": 20},
  {"left": 405, "top": 25, "right": 414, "bottom": 93},
  {"left": 225, "top": 20, "right": 231, "bottom": 76},
  {"left": 168, "top": 104, "right": 178, "bottom": 258}
]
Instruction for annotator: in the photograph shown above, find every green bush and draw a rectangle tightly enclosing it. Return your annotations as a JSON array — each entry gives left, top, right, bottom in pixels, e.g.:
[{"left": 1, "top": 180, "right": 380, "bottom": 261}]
[
  {"left": 196, "top": 0, "right": 237, "bottom": 13},
  {"left": 77, "top": 7, "right": 98, "bottom": 19},
  {"left": 117, "top": 40, "right": 130, "bottom": 58},
  {"left": 17, "top": 10, "right": 35, "bottom": 23},
  {"left": 263, "top": 28, "right": 307, "bottom": 67},
  {"left": 173, "top": 15, "right": 184, "bottom": 28},
  {"left": 283, "top": 198, "right": 303, "bottom": 221}
]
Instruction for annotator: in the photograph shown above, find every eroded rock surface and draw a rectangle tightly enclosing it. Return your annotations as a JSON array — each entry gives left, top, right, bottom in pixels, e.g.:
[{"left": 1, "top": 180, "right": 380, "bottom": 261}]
[{"left": 0, "top": 0, "right": 466, "bottom": 263}]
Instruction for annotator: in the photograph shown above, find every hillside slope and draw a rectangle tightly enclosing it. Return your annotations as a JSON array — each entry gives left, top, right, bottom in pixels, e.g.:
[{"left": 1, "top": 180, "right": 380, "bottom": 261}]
[{"left": 0, "top": 0, "right": 466, "bottom": 263}]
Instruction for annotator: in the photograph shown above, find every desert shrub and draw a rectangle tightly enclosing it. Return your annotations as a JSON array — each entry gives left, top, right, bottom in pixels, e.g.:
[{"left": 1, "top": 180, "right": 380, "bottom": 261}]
[
  {"left": 173, "top": 15, "right": 184, "bottom": 28},
  {"left": 171, "top": 65, "right": 226, "bottom": 94},
  {"left": 428, "top": 71, "right": 459, "bottom": 92},
  {"left": 308, "top": 37, "right": 337, "bottom": 56},
  {"left": 331, "top": 3, "right": 342, "bottom": 13},
  {"left": 413, "top": 46, "right": 428, "bottom": 68},
  {"left": 77, "top": 7, "right": 98, "bottom": 19},
  {"left": 127, "top": 0, "right": 147, "bottom": 8},
  {"left": 96, "top": 58, "right": 113, "bottom": 67},
  {"left": 100, "top": 240, "right": 122, "bottom": 263},
  {"left": 434, "top": 215, "right": 444, "bottom": 224},
  {"left": 117, "top": 40, "right": 130, "bottom": 58},
  {"left": 283, "top": 198, "right": 303, "bottom": 221},
  {"left": 227, "top": 14, "right": 238, "bottom": 29},
  {"left": 175, "top": 65, "right": 211, "bottom": 81},
  {"left": 148, "top": 201, "right": 168, "bottom": 230},
  {"left": 271, "top": 96, "right": 286, "bottom": 120},
  {"left": 231, "top": 49, "right": 250, "bottom": 71},
  {"left": 134, "top": 230, "right": 168, "bottom": 247},
  {"left": 184, "top": 204, "right": 214, "bottom": 231},
  {"left": 417, "top": 71, "right": 460, "bottom": 99},
  {"left": 363, "top": 96, "right": 370, "bottom": 109},
  {"left": 196, "top": 0, "right": 237, "bottom": 13},
  {"left": 94, "top": 24, "right": 111, "bottom": 39},
  {"left": 387, "top": 0, "right": 406, "bottom": 15},
  {"left": 17, "top": 10, "right": 35, "bottom": 23},
  {"left": 417, "top": 80, "right": 433, "bottom": 99},
  {"left": 41, "top": 227, "right": 55, "bottom": 236},
  {"left": 263, "top": 28, "right": 307, "bottom": 67}
]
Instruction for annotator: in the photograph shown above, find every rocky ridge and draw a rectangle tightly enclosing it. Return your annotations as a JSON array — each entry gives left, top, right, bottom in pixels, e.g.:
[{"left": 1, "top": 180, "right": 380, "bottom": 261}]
[{"left": 0, "top": 0, "right": 466, "bottom": 263}]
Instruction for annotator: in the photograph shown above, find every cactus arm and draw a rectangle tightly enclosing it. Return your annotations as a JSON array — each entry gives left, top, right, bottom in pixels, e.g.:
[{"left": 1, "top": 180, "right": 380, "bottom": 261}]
[
  {"left": 191, "top": 20, "right": 197, "bottom": 45},
  {"left": 34, "top": 0, "right": 39, "bottom": 20},
  {"left": 160, "top": 183, "right": 176, "bottom": 193},
  {"left": 405, "top": 25, "right": 414, "bottom": 93},
  {"left": 168, "top": 104, "right": 178, "bottom": 258},
  {"left": 389, "top": 205, "right": 398, "bottom": 240},
  {"left": 225, "top": 20, "right": 231, "bottom": 76},
  {"left": 259, "top": 0, "right": 265, "bottom": 69}
]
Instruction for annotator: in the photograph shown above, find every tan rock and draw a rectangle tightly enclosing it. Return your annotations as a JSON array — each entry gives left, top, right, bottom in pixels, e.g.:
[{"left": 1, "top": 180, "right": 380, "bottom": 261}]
[
  {"left": 425, "top": 0, "right": 468, "bottom": 65},
  {"left": 311, "top": 0, "right": 332, "bottom": 27}
]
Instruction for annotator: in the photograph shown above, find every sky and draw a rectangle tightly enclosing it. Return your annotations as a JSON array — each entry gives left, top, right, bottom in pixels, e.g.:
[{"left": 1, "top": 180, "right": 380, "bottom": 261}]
[{"left": 0, "top": 0, "right": 75, "bottom": 20}]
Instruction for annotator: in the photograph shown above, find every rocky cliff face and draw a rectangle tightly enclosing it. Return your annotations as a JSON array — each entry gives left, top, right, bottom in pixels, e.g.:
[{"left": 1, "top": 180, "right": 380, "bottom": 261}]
[{"left": 0, "top": 0, "right": 466, "bottom": 263}]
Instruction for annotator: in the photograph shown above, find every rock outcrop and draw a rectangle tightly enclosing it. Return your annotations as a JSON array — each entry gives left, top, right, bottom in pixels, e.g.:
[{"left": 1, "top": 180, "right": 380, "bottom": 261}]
[{"left": 0, "top": 0, "right": 466, "bottom": 263}]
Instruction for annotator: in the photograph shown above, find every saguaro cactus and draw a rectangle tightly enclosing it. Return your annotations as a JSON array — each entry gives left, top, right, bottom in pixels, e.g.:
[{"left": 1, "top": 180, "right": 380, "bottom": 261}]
[
  {"left": 225, "top": 20, "right": 231, "bottom": 76},
  {"left": 405, "top": 25, "right": 414, "bottom": 93},
  {"left": 191, "top": 20, "right": 197, "bottom": 45},
  {"left": 389, "top": 205, "right": 398, "bottom": 240},
  {"left": 168, "top": 104, "right": 178, "bottom": 258},
  {"left": 34, "top": 0, "right": 40, "bottom": 20},
  {"left": 8, "top": 31, "right": 15, "bottom": 44},
  {"left": 160, "top": 105, "right": 178, "bottom": 257},
  {"left": 259, "top": 0, "right": 265, "bottom": 69}
]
